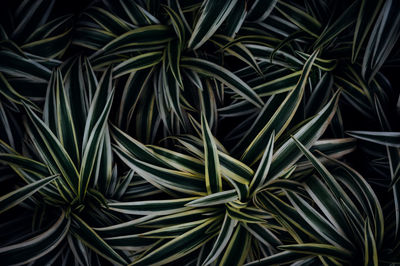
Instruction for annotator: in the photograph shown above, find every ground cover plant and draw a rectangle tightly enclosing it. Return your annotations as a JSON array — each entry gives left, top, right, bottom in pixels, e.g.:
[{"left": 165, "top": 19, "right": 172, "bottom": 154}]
[{"left": 0, "top": 0, "right": 400, "bottom": 265}]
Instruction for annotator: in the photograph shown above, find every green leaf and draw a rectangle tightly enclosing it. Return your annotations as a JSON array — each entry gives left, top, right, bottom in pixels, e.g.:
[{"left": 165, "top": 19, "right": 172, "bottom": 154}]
[
  {"left": 256, "top": 191, "right": 318, "bottom": 241},
  {"left": 73, "top": 27, "right": 116, "bottom": 50},
  {"left": 291, "top": 139, "right": 363, "bottom": 241},
  {"left": 23, "top": 102, "right": 80, "bottom": 195},
  {"left": 219, "top": 224, "right": 250, "bottom": 266},
  {"left": 268, "top": 90, "right": 340, "bottom": 179},
  {"left": 84, "top": 7, "right": 131, "bottom": 35},
  {"left": 110, "top": 123, "right": 167, "bottom": 167},
  {"left": 167, "top": 39, "right": 183, "bottom": 88},
  {"left": 219, "top": 152, "right": 254, "bottom": 185},
  {"left": 352, "top": 0, "right": 384, "bottom": 62},
  {"left": 0, "top": 50, "right": 51, "bottom": 82},
  {"left": 79, "top": 87, "right": 114, "bottom": 200},
  {"left": 71, "top": 214, "right": 128, "bottom": 265},
  {"left": 244, "top": 251, "right": 308, "bottom": 266},
  {"left": 362, "top": 0, "right": 400, "bottom": 82},
  {"left": 230, "top": 94, "right": 286, "bottom": 155},
  {"left": 164, "top": 5, "right": 185, "bottom": 44},
  {"left": 222, "top": 0, "right": 246, "bottom": 37},
  {"left": 0, "top": 153, "right": 49, "bottom": 176},
  {"left": 247, "top": 0, "right": 278, "bottom": 22},
  {"left": 131, "top": 218, "right": 218, "bottom": 265},
  {"left": 313, "top": 1, "right": 359, "bottom": 49},
  {"left": 117, "top": 68, "right": 153, "bottom": 130},
  {"left": 243, "top": 223, "right": 282, "bottom": 247},
  {"left": 211, "top": 34, "right": 261, "bottom": 75},
  {"left": 286, "top": 191, "right": 353, "bottom": 250},
  {"left": 64, "top": 57, "right": 91, "bottom": 144},
  {"left": 186, "top": 190, "right": 238, "bottom": 207},
  {"left": 22, "top": 28, "right": 72, "bottom": 58},
  {"left": 53, "top": 69, "right": 80, "bottom": 165},
  {"left": 292, "top": 136, "right": 350, "bottom": 202},
  {"left": 109, "top": 197, "right": 197, "bottom": 215},
  {"left": 113, "top": 51, "right": 163, "bottom": 78},
  {"left": 138, "top": 208, "right": 216, "bottom": 228},
  {"left": 96, "top": 25, "right": 172, "bottom": 55},
  {"left": 201, "top": 113, "right": 222, "bottom": 194},
  {"left": 11, "top": 0, "right": 55, "bottom": 40},
  {"left": 202, "top": 213, "right": 237, "bottom": 265},
  {"left": 139, "top": 219, "right": 209, "bottom": 238},
  {"left": 253, "top": 71, "right": 301, "bottom": 97},
  {"left": 276, "top": 1, "right": 321, "bottom": 37},
  {"left": 296, "top": 51, "right": 337, "bottom": 71},
  {"left": 241, "top": 49, "right": 319, "bottom": 165},
  {"left": 0, "top": 211, "right": 70, "bottom": 265},
  {"left": 346, "top": 131, "right": 400, "bottom": 147},
  {"left": 0, "top": 72, "right": 39, "bottom": 110},
  {"left": 0, "top": 174, "right": 58, "bottom": 214},
  {"left": 364, "top": 219, "right": 378, "bottom": 266},
  {"left": 188, "top": 0, "right": 238, "bottom": 49},
  {"left": 118, "top": 0, "right": 154, "bottom": 25},
  {"left": 181, "top": 57, "right": 263, "bottom": 108},
  {"left": 113, "top": 145, "right": 206, "bottom": 195},
  {"left": 279, "top": 243, "right": 352, "bottom": 261},
  {"left": 320, "top": 154, "right": 384, "bottom": 247},
  {"left": 305, "top": 72, "right": 334, "bottom": 116},
  {"left": 148, "top": 145, "right": 204, "bottom": 175},
  {"left": 249, "top": 132, "right": 274, "bottom": 193},
  {"left": 79, "top": 67, "right": 114, "bottom": 191},
  {"left": 162, "top": 56, "right": 185, "bottom": 123},
  {"left": 226, "top": 205, "right": 264, "bottom": 223}
]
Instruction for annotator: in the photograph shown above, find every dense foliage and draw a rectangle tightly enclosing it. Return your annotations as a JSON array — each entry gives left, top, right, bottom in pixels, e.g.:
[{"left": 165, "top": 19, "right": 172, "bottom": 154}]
[{"left": 0, "top": 0, "right": 400, "bottom": 265}]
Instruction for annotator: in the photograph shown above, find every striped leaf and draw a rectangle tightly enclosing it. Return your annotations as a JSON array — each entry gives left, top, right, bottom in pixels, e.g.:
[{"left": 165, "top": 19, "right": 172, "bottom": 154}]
[
  {"left": 249, "top": 132, "right": 274, "bottom": 193},
  {"left": 268, "top": 90, "right": 340, "bottom": 179},
  {"left": 79, "top": 68, "right": 115, "bottom": 200},
  {"left": 352, "top": 0, "right": 384, "bottom": 62},
  {"left": 71, "top": 214, "right": 128, "bottom": 265},
  {"left": 247, "top": 0, "right": 278, "bottom": 22},
  {"left": 108, "top": 197, "right": 197, "bottom": 216},
  {"left": 253, "top": 71, "right": 301, "bottom": 97},
  {"left": 275, "top": 1, "right": 321, "bottom": 37},
  {"left": 219, "top": 224, "right": 250, "bottom": 266},
  {"left": 186, "top": 190, "right": 238, "bottom": 207},
  {"left": 0, "top": 72, "right": 39, "bottom": 109},
  {"left": 201, "top": 113, "right": 222, "bottom": 194},
  {"left": 0, "top": 50, "right": 51, "bottom": 82},
  {"left": 0, "top": 211, "right": 70, "bottom": 265},
  {"left": 96, "top": 25, "right": 172, "bottom": 55},
  {"left": 362, "top": 0, "right": 400, "bottom": 82},
  {"left": 188, "top": 0, "right": 238, "bottom": 49},
  {"left": 279, "top": 243, "right": 352, "bottom": 261},
  {"left": 203, "top": 213, "right": 237, "bottom": 265},
  {"left": 0, "top": 153, "right": 49, "bottom": 176},
  {"left": 113, "top": 51, "right": 163, "bottom": 78},
  {"left": 0, "top": 174, "right": 58, "bottom": 214},
  {"left": 131, "top": 218, "right": 218, "bottom": 265},
  {"left": 244, "top": 251, "right": 308, "bottom": 266},
  {"left": 23, "top": 102, "right": 80, "bottom": 194},
  {"left": 241, "top": 49, "right": 319, "bottom": 165},
  {"left": 286, "top": 191, "right": 353, "bottom": 250},
  {"left": 181, "top": 57, "right": 263, "bottom": 108},
  {"left": 364, "top": 219, "right": 378, "bottom": 266},
  {"left": 113, "top": 144, "right": 206, "bottom": 195},
  {"left": 139, "top": 219, "right": 209, "bottom": 238},
  {"left": 346, "top": 131, "right": 400, "bottom": 148},
  {"left": 117, "top": 0, "right": 154, "bottom": 25},
  {"left": 53, "top": 69, "right": 80, "bottom": 165}
]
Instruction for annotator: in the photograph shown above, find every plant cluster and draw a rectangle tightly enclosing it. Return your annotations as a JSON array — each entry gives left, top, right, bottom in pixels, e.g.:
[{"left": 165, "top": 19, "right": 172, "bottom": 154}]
[{"left": 0, "top": 0, "right": 399, "bottom": 265}]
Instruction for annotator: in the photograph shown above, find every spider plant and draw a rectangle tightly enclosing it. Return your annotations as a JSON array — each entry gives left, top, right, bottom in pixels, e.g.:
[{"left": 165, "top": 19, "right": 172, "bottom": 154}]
[{"left": 1, "top": 0, "right": 400, "bottom": 265}]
